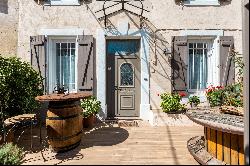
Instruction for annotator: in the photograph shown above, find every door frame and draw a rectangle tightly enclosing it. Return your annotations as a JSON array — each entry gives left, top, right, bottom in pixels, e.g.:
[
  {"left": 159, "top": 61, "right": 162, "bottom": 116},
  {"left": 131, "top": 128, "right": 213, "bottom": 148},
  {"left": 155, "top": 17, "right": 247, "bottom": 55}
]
[
  {"left": 106, "top": 37, "right": 141, "bottom": 118},
  {"left": 96, "top": 28, "right": 152, "bottom": 124}
]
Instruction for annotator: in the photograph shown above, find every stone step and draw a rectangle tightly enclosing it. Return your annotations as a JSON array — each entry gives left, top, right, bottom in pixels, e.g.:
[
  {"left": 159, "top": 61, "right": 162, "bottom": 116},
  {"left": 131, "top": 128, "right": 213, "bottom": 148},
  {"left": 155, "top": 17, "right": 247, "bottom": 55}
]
[
  {"left": 103, "top": 117, "right": 150, "bottom": 127},
  {"left": 152, "top": 111, "right": 200, "bottom": 127}
]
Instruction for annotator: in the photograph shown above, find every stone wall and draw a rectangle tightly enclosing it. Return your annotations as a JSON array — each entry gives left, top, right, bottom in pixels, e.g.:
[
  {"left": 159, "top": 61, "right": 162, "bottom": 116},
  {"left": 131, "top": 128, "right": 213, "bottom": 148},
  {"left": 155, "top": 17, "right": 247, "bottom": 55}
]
[
  {"left": 9, "top": 0, "right": 244, "bottom": 110},
  {"left": 0, "top": 0, "right": 18, "bottom": 57}
]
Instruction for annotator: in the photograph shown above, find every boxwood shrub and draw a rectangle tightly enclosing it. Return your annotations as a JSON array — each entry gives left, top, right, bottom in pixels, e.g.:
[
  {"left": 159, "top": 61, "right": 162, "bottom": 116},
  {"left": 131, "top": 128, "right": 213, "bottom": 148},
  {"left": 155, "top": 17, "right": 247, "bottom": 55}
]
[{"left": 0, "top": 56, "right": 43, "bottom": 119}]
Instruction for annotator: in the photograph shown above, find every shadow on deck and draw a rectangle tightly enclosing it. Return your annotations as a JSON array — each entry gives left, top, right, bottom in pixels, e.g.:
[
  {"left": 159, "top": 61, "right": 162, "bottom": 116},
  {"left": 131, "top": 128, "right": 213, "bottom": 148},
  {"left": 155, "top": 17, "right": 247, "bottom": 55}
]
[{"left": 18, "top": 122, "right": 129, "bottom": 165}]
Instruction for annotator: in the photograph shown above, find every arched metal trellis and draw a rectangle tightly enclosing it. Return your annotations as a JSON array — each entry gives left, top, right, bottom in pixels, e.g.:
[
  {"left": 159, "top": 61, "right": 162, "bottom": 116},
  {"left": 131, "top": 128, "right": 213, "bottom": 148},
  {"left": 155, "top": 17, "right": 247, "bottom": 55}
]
[{"left": 95, "top": 0, "right": 149, "bottom": 29}]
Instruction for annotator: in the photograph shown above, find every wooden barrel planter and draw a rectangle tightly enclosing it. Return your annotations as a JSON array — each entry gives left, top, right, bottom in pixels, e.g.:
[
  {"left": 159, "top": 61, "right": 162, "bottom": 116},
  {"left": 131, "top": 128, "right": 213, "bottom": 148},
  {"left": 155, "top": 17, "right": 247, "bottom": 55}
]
[
  {"left": 186, "top": 109, "right": 245, "bottom": 165},
  {"left": 36, "top": 93, "right": 92, "bottom": 153},
  {"left": 46, "top": 101, "right": 83, "bottom": 152}
]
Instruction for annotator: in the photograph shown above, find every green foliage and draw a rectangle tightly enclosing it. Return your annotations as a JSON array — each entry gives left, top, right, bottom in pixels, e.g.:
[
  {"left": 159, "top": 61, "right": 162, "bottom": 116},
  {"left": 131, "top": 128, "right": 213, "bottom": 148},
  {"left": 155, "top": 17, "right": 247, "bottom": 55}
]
[
  {"left": 188, "top": 96, "right": 200, "bottom": 106},
  {"left": 0, "top": 56, "right": 44, "bottom": 119},
  {"left": 222, "top": 83, "right": 243, "bottom": 107},
  {"left": 206, "top": 83, "right": 243, "bottom": 108},
  {"left": 0, "top": 143, "right": 24, "bottom": 165},
  {"left": 80, "top": 97, "right": 101, "bottom": 118},
  {"left": 160, "top": 93, "right": 186, "bottom": 113},
  {"left": 231, "top": 49, "right": 244, "bottom": 83}
]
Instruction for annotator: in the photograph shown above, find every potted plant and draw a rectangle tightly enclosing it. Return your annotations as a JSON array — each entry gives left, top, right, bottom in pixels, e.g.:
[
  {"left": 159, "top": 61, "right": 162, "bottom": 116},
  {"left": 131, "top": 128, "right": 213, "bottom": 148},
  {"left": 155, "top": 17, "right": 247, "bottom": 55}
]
[
  {"left": 160, "top": 93, "right": 186, "bottom": 114},
  {"left": 80, "top": 97, "right": 101, "bottom": 128},
  {"left": 188, "top": 95, "right": 200, "bottom": 108},
  {"left": 205, "top": 85, "right": 224, "bottom": 107}
]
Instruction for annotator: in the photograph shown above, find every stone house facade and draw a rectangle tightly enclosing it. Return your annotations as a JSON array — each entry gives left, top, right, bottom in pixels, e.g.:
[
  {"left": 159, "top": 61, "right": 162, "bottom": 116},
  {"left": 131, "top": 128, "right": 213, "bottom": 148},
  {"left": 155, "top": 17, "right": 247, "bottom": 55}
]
[{"left": 0, "top": 0, "right": 243, "bottom": 124}]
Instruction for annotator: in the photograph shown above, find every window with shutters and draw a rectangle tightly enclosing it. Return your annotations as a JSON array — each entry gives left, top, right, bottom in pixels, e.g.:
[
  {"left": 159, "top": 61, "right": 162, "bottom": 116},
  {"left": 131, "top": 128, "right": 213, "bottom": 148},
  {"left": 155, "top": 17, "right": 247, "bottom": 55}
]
[
  {"left": 48, "top": 38, "right": 78, "bottom": 93},
  {"left": 45, "top": 0, "right": 80, "bottom": 5},
  {"left": 183, "top": 0, "right": 220, "bottom": 6},
  {"left": 188, "top": 40, "right": 213, "bottom": 92}
]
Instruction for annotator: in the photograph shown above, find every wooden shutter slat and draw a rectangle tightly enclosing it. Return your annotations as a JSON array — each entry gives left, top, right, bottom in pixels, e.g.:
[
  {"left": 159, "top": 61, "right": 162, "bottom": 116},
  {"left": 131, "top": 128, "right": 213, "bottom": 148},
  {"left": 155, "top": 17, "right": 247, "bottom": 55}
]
[
  {"left": 30, "top": 35, "right": 46, "bottom": 93},
  {"left": 219, "top": 36, "right": 235, "bottom": 86},
  {"left": 77, "top": 35, "right": 94, "bottom": 94},
  {"left": 171, "top": 36, "right": 188, "bottom": 92}
]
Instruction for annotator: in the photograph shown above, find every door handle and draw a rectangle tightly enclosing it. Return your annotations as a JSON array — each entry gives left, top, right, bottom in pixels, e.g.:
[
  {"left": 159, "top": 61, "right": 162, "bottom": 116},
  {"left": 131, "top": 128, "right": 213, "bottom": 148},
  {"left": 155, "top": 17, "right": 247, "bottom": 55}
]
[{"left": 114, "top": 86, "right": 122, "bottom": 91}]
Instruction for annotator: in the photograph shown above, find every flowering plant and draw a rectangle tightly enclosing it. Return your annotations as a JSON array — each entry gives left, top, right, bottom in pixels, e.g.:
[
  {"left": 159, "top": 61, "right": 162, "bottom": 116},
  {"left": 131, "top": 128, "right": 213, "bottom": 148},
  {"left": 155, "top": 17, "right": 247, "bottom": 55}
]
[
  {"left": 80, "top": 96, "right": 101, "bottom": 118},
  {"left": 179, "top": 92, "right": 186, "bottom": 98},
  {"left": 205, "top": 85, "right": 223, "bottom": 95},
  {"left": 206, "top": 85, "right": 224, "bottom": 107},
  {"left": 206, "top": 84, "right": 244, "bottom": 108}
]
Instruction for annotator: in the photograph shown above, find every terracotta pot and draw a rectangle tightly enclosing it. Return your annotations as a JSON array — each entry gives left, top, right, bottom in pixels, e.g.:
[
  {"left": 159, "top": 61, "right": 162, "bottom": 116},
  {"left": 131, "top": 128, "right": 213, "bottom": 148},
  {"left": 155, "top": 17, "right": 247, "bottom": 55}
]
[
  {"left": 190, "top": 103, "right": 198, "bottom": 108},
  {"left": 83, "top": 115, "right": 96, "bottom": 128}
]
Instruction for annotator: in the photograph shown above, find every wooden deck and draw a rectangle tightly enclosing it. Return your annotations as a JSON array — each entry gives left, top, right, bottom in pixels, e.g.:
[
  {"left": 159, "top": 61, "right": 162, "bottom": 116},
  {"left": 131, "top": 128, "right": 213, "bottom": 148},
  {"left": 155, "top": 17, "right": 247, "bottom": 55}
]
[{"left": 20, "top": 122, "right": 204, "bottom": 165}]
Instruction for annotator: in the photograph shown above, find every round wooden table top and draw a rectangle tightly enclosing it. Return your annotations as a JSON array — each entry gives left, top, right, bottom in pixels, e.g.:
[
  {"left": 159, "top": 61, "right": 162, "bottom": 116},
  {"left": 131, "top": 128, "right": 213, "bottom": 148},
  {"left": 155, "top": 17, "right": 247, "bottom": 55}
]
[
  {"left": 35, "top": 93, "right": 92, "bottom": 102},
  {"left": 186, "top": 109, "right": 244, "bottom": 135}
]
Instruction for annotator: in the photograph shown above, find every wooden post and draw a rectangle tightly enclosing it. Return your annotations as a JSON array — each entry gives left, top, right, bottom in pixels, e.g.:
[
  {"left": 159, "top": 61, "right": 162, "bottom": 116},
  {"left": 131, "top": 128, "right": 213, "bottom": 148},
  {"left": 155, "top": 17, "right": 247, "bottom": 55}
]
[
  {"left": 231, "top": 134, "right": 239, "bottom": 165},
  {"left": 210, "top": 129, "right": 217, "bottom": 158},
  {"left": 239, "top": 135, "right": 245, "bottom": 165},
  {"left": 207, "top": 128, "right": 211, "bottom": 153},
  {"left": 223, "top": 133, "right": 231, "bottom": 164},
  {"left": 243, "top": 0, "right": 249, "bottom": 165},
  {"left": 217, "top": 131, "right": 223, "bottom": 161}
]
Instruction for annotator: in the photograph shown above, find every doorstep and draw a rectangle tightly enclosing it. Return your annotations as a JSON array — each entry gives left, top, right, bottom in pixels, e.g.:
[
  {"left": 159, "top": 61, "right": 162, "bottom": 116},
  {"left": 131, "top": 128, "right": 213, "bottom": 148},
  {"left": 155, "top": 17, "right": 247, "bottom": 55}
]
[
  {"left": 104, "top": 117, "right": 151, "bottom": 127},
  {"left": 151, "top": 109, "right": 200, "bottom": 127}
]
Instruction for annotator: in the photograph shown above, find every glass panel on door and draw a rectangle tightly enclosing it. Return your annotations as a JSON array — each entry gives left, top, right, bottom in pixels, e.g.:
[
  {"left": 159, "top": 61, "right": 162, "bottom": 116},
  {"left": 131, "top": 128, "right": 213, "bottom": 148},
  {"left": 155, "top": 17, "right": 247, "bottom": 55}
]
[{"left": 120, "top": 63, "right": 134, "bottom": 87}]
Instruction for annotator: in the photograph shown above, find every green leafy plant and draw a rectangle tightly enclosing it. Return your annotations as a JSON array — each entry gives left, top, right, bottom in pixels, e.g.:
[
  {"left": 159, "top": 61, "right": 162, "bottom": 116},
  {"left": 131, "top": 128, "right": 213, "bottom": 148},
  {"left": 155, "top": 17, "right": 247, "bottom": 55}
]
[
  {"left": 188, "top": 96, "right": 200, "bottom": 106},
  {"left": 80, "top": 97, "right": 101, "bottom": 118},
  {"left": 230, "top": 49, "right": 244, "bottom": 83},
  {"left": 0, "top": 57, "right": 44, "bottom": 119},
  {"left": 222, "top": 83, "right": 243, "bottom": 107},
  {"left": 0, "top": 143, "right": 24, "bottom": 165},
  {"left": 160, "top": 93, "right": 186, "bottom": 113}
]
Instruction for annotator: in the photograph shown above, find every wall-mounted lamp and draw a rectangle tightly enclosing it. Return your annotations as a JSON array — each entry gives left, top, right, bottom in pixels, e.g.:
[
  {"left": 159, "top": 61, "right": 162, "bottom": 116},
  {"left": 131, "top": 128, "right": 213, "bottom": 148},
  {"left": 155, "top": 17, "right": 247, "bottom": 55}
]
[{"left": 163, "top": 47, "right": 172, "bottom": 57}]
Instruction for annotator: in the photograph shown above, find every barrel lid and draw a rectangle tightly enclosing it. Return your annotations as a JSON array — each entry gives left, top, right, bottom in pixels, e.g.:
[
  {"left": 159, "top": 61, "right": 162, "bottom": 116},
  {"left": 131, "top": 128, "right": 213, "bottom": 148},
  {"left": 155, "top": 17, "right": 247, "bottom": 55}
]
[{"left": 35, "top": 93, "right": 92, "bottom": 102}]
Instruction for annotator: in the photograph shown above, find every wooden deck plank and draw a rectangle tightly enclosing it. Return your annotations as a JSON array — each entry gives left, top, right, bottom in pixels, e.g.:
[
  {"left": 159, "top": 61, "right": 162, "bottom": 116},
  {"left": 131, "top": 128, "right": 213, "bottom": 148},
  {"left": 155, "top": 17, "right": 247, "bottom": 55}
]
[{"left": 20, "top": 124, "right": 204, "bottom": 165}]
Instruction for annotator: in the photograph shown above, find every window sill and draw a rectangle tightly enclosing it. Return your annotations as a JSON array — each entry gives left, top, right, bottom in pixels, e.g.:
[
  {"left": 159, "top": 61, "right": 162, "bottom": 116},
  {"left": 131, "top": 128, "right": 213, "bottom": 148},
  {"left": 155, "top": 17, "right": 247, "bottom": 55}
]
[
  {"left": 44, "top": 2, "right": 81, "bottom": 6},
  {"left": 183, "top": 2, "right": 220, "bottom": 6}
]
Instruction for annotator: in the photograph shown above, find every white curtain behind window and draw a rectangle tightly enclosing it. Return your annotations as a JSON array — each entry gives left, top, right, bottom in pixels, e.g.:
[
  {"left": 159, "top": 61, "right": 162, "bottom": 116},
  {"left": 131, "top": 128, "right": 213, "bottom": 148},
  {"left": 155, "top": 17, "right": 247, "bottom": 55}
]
[
  {"left": 189, "top": 42, "right": 208, "bottom": 90},
  {"left": 56, "top": 43, "right": 76, "bottom": 92}
]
